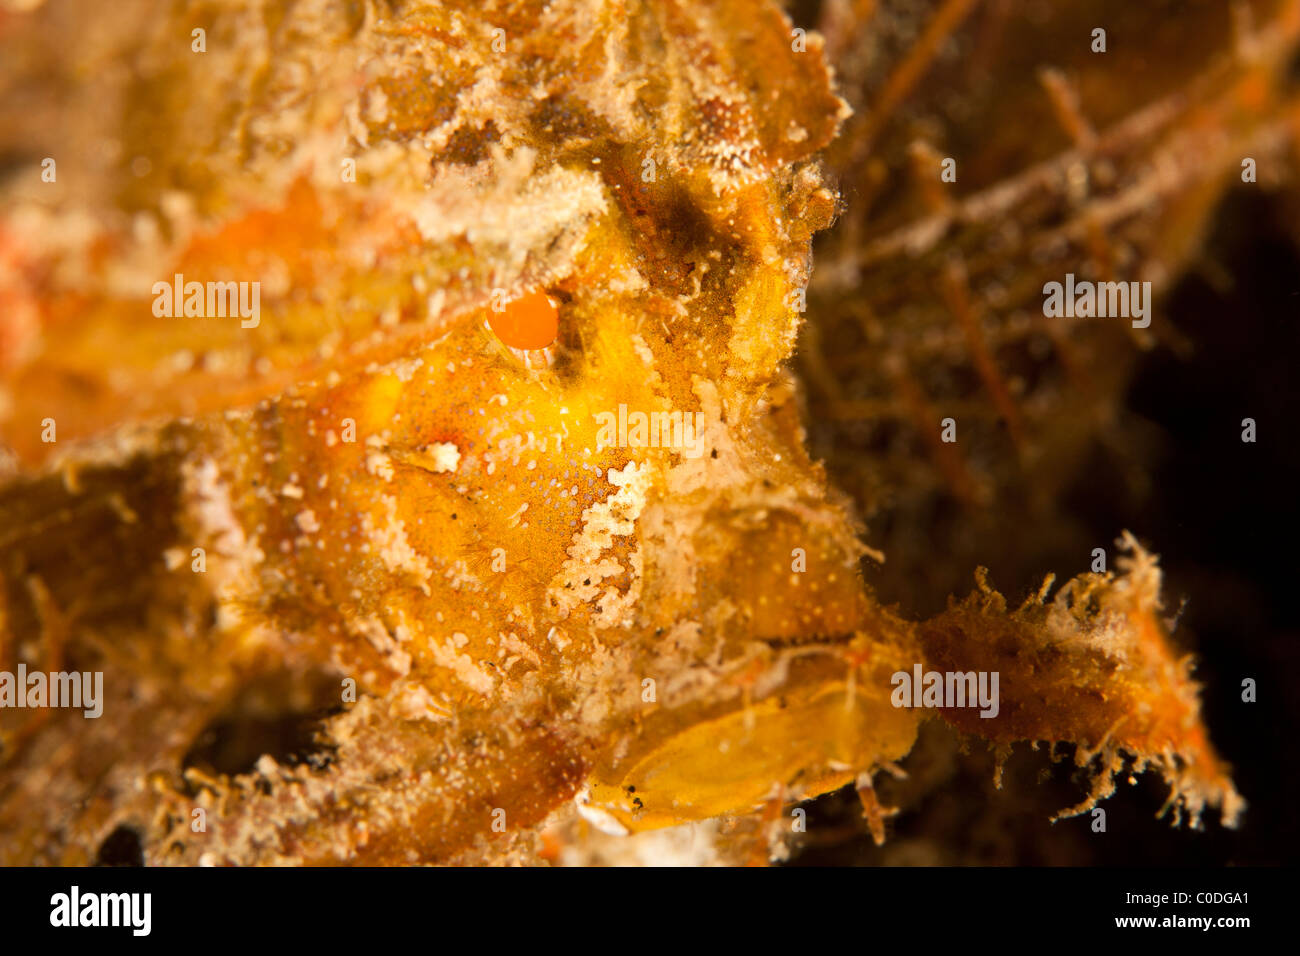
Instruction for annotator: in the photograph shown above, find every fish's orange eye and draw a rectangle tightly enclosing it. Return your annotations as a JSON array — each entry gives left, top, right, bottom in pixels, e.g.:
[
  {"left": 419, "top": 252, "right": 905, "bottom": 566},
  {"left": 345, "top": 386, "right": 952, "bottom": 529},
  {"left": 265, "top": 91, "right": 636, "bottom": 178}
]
[{"left": 488, "top": 289, "right": 559, "bottom": 350}]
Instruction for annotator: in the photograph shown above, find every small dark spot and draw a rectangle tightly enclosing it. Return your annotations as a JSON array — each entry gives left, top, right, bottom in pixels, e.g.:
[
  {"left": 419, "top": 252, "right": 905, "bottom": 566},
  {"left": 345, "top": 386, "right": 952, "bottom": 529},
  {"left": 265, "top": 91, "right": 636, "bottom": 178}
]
[
  {"left": 446, "top": 120, "right": 502, "bottom": 166},
  {"left": 451, "top": 513, "right": 457, "bottom": 519},
  {"left": 710, "top": 449, "right": 718, "bottom": 459},
  {"left": 96, "top": 825, "right": 144, "bottom": 866},
  {"left": 583, "top": 578, "right": 591, "bottom": 585}
]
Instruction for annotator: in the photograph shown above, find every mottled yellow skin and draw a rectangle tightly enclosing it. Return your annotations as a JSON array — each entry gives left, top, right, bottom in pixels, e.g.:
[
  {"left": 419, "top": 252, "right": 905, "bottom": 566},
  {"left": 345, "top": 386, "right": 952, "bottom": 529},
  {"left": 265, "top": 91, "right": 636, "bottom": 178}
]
[{"left": 1, "top": 0, "right": 887, "bottom": 864}]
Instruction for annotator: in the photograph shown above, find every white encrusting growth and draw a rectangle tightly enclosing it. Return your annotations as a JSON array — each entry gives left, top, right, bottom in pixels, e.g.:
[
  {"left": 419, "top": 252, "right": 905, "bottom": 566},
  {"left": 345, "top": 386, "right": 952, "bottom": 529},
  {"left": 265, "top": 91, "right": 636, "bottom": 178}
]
[{"left": 424, "top": 441, "right": 460, "bottom": 473}]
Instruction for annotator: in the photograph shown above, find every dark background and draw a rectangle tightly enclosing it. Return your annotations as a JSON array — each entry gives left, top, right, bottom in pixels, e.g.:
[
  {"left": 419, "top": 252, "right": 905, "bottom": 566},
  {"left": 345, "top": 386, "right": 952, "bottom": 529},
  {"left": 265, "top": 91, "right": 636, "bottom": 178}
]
[{"left": 790, "top": 186, "right": 1299, "bottom": 865}]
